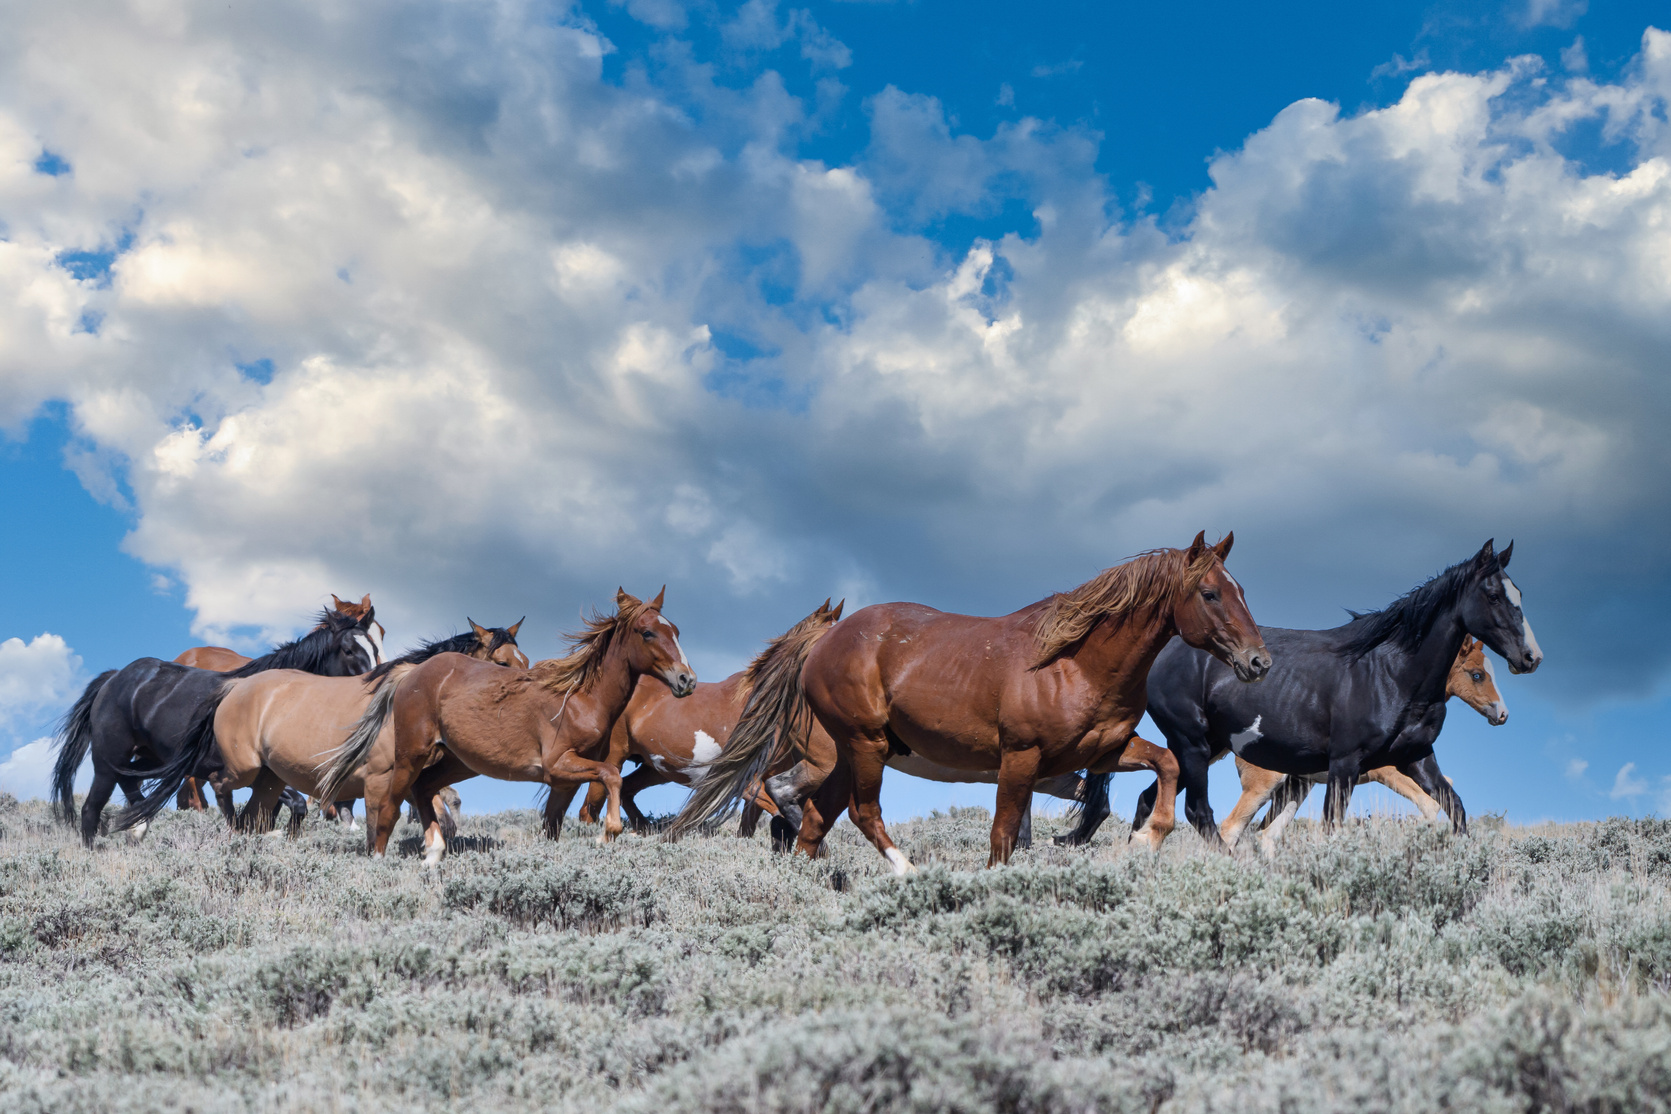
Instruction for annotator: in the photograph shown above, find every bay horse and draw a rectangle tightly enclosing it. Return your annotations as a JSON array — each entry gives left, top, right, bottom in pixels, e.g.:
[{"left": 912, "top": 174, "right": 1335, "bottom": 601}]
[
  {"left": 322, "top": 588, "right": 694, "bottom": 865},
  {"left": 115, "top": 619, "right": 529, "bottom": 838},
  {"left": 1216, "top": 634, "right": 1507, "bottom": 852},
  {"left": 51, "top": 608, "right": 381, "bottom": 846},
  {"left": 171, "top": 593, "right": 384, "bottom": 813},
  {"left": 671, "top": 533, "right": 1271, "bottom": 872},
  {"left": 1130, "top": 539, "right": 1540, "bottom": 847}
]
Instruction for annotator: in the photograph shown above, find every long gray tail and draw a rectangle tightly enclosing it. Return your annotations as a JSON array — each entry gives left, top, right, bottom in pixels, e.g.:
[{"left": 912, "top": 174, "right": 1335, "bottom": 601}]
[
  {"left": 51, "top": 670, "right": 117, "bottom": 826},
  {"left": 111, "top": 684, "right": 229, "bottom": 833},
  {"left": 316, "top": 668, "right": 405, "bottom": 801}
]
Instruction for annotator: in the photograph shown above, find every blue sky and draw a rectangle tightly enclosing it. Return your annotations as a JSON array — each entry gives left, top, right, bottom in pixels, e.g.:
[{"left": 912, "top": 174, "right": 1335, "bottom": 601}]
[{"left": 1, "top": 0, "right": 1669, "bottom": 828}]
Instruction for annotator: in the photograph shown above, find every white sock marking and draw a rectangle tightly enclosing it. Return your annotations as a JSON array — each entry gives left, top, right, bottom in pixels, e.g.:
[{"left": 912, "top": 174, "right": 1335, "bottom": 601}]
[{"left": 884, "top": 847, "right": 915, "bottom": 875}]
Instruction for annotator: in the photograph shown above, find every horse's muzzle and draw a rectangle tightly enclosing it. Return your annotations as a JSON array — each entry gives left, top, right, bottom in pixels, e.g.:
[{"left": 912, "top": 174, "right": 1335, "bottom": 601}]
[
  {"left": 1488, "top": 705, "right": 1509, "bottom": 726},
  {"left": 1230, "top": 646, "right": 1272, "bottom": 683},
  {"left": 665, "top": 669, "right": 698, "bottom": 698}
]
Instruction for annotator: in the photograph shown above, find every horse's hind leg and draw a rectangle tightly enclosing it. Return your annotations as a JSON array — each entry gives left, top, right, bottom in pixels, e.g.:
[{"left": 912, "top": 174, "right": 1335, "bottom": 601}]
[
  {"left": 792, "top": 758, "right": 850, "bottom": 858},
  {"left": 1363, "top": 766, "right": 1441, "bottom": 821},
  {"left": 408, "top": 753, "right": 474, "bottom": 864},
  {"left": 1321, "top": 756, "right": 1361, "bottom": 831},
  {"left": 617, "top": 763, "right": 667, "bottom": 832},
  {"left": 835, "top": 729, "right": 912, "bottom": 874},
  {"left": 80, "top": 770, "right": 119, "bottom": 848},
  {"left": 1397, "top": 754, "right": 1466, "bottom": 834},
  {"left": 1219, "top": 758, "right": 1285, "bottom": 851},
  {"left": 279, "top": 787, "right": 308, "bottom": 838},
  {"left": 118, "top": 775, "right": 149, "bottom": 842},
  {"left": 239, "top": 770, "right": 288, "bottom": 834}
]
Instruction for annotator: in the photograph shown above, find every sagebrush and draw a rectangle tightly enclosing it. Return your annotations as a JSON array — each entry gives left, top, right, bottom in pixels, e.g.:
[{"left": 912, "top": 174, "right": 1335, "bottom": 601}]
[{"left": 2, "top": 792, "right": 1670, "bottom": 1112}]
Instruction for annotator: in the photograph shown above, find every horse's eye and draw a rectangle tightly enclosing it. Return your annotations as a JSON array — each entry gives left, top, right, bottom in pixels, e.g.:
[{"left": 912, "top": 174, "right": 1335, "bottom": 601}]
[
  {"left": 1202, "top": 589, "right": 1219, "bottom": 602},
  {"left": 1471, "top": 672, "right": 1483, "bottom": 683},
  {"left": 640, "top": 629, "right": 655, "bottom": 641}
]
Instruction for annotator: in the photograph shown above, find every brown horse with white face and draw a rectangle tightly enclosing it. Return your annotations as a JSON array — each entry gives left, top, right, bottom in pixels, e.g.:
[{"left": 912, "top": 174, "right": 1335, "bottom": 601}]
[
  {"left": 1220, "top": 634, "right": 1508, "bottom": 852},
  {"left": 324, "top": 588, "right": 695, "bottom": 864},
  {"left": 674, "top": 534, "right": 1271, "bottom": 872}
]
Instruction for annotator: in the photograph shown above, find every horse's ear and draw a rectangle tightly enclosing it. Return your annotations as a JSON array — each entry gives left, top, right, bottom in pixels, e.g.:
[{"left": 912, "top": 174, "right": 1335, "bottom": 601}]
[
  {"left": 616, "top": 587, "right": 641, "bottom": 611},
  {"left": 507, "top": 617, "right": 524, "bottom": 638},
  {"left": 469, "top": 618, "right": 490, "bottom": 643},
  {"left": 1186, "top": 531, "right": 1208, "bottom": 562},
  {"left": 832, "top": 599, "right": 845, "bottom": 621},
  {"left": 1473, "top": 539, "right": 1496, "bottom": 569},
  {"left": 1460, "top": 634, "right": 1477, "bottom": 654},
  {"left": 1498, "top": 540, "right": 1513, "bottom": 569},
  {"left": 650, "top": 585, "right": 666, "bottom": 611},
  {"left": 1213, "top": 532, "right": 1234, "bottom": 562},
  {"left": 331, "top": 594, "right": 348, "bottom": 611},
  {"left": 360, "top": 593, "right": 372, "bottom": 609},
  {"left": 820, "top": 597, "right": 832, "bottom": 615}
]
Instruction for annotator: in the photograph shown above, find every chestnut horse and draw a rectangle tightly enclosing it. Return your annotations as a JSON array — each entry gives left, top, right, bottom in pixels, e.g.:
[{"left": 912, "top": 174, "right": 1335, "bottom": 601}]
[
  {"left": 323, "top": 588, "right": 695, "bottom": 864},
  {"left": 177, "top": 619, "right": 530, "bottom": 836},
  {"left": 1221, "top": 634, "right": 1507, "bottom": 852},
  {"left": 576, "top": 601, "right": 843, "bottom": 833},
  {"left": 172, "top": 593, "right": 384, "bottom": 810},
  {"left": 672, "top": 534, "right": 1271, "bottom": 872}
]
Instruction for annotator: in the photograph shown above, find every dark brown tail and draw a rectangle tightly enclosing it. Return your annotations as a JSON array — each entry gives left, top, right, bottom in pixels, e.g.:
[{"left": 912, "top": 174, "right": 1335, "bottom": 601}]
[{"left": 664, "top": 600, "right": 840, "bottom": 839}]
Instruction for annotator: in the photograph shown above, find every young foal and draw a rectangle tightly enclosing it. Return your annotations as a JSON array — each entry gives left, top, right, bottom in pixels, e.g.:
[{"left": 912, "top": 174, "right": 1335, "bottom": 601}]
[
  {"left": 673, "top": 534, "right": 1271, "bottom": 873},
  {"left": 326, "top": 588, "right": 694, "bottom": 864},
  {"left": 1217, "top": 635, "right": 1508, "bottom": 852}
]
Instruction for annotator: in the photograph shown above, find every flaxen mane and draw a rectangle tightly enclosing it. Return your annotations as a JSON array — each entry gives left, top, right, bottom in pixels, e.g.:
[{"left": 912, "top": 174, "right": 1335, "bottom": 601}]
[
  {"left": 1031, "top": 547, "right": 1217, "bottom": 667},
  {"left": 530, "top": 600, "right": 651, "bottom": 696}
]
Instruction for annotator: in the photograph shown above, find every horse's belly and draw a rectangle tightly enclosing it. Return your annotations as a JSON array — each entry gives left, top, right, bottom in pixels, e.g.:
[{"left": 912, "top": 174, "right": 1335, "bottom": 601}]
[{"left": 886, "top": 753, "right": 999, "bottom": 784}]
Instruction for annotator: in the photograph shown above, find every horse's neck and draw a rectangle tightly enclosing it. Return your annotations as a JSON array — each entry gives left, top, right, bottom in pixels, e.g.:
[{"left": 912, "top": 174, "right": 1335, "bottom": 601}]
[
  {"left": 1072, "top": 602, "right": 1175, "bottom": 714},
  {"left": 1382, "top": 611, "right": 1467, "bottom": 707},
  {"left": 570, "top": 640, "right": 639, "bottom": 733}
]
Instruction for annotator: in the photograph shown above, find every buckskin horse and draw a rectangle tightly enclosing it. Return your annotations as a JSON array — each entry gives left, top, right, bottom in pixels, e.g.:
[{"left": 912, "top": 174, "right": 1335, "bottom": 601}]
[
  {"left": 670, "top": 533, "right": 1271, "bottom": 872},
  {"left": 52, "top": 608, "right": 381, "bottom": 846},
  {"left": 171, "top": 594, "right": 383, "bottom": 813},
  {"left": 1128, "top": 539, "right": 1540, "bottom": 847},
  {"left": 115, "top": 619, "right": 529, "bottom": 839},
  {"left": 322, "top": 588, "right": 695, "bottom": 865}
]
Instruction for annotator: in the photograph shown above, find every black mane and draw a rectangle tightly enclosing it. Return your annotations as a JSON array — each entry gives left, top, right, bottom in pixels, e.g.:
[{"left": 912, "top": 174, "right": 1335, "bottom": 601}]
[
  {"left": 363, "top": 625, "right": 518, "bottom": 683},
  {"left": 225, "top": 610, "right": 367, "bottom": 678},
  {"left": 1338, "top": 556, "right": 1485, "bottom": 660}
]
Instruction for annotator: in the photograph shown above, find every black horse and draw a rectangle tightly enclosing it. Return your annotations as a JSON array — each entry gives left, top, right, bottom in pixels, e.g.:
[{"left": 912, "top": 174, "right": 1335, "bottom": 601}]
[
  {"left": 1063, "top": 539, "right": 1541, "bottom": 848},
  {"left": 51, "top": 608, "right": 381, "bottom": 846}
]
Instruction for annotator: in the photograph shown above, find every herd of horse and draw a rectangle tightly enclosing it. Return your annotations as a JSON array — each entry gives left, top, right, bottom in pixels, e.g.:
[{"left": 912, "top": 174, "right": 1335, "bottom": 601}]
[{"left": 46, "top": 534, "right": 1541, "bottom": 875}]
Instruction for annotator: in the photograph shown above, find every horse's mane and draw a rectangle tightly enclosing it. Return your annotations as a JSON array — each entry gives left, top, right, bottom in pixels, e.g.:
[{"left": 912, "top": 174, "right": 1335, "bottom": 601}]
[
  {"left": 225, "top": 610, "right": 362, "bottom": 678},
  {"left": 1339, "top": 556, "right": 1483, "bottom": 660},
  {"left": 531, "top": 601, "right": 648, "bottom": 695},
  {"left": 363, "top": 626, "right": 518, "bottom": 684},
  {"left": 1032, "top": 547, "right": 1216, "bottom": 667}
]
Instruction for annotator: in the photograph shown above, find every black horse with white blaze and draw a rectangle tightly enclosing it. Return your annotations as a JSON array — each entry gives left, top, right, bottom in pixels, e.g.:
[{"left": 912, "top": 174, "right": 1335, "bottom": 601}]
[
  {"left": 51, "top": 608, "right": 381, "bottom": 846},
  {"left": 1063, "top": 539, "right": 1540, "bottom": 848}
]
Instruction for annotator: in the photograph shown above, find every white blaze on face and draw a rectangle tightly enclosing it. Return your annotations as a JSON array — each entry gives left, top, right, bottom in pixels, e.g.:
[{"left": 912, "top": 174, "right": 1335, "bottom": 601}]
[
  {"left": 658, "top": 615, "right": 692, "bottom": 671},
  {"left": 1230, "top": 716, "right": 1263, "bottom": 748},
  {"left": 1502, "top": 577, "right": 1542, "bottom": 663},
  {"left": 366, "top": 623, "right": 385, "bottom": 663},
  {"left": 353, "top": 632, "right": 379, "bottom": 671},
  {"left": 688, "top": 729, "right": 722, "bottom": 779},
  {"left": 1479, "top": 652, "right": 1508, "bottom": 719}
]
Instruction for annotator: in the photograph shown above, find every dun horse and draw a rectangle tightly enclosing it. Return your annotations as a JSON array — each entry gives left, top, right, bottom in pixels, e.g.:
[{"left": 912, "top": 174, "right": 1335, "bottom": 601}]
[
  {"left": 171, "top": 593, "right": 383, "bottom": 815},
  {"left": 322, "top": 588, "right": 694, "bottom": 864},
  {"left": 672, "top": 534, "right": 1271, "bottom": 872},
  {"left": 114, "top": 619, "right": 528, "bottom": 838},
  {"left": 52, "top": 608, "right": 381, "bottom": 846},
  {"left": 1131, "top": 539, "right": 1540, "bottom": 846}
]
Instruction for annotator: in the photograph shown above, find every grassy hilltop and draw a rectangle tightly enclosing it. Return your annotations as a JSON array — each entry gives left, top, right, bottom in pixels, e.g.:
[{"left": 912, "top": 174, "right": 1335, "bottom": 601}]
[{"left": 2, "top": 796, "right": 1671, "bottom": 1112}]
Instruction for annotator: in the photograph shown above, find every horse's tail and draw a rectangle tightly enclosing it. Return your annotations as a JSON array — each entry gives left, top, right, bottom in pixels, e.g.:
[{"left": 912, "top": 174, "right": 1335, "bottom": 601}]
[
  {"left": 110, "top": 682, "right": 231, "bottom": 833},
  {"left": 1055, "top": 771, "right": 1113, "bottom": 847},
  {"left": 316, "top": 665, "right": 409, "bottom": 801},
  {"left": 665, "top": 609, "right": 835, "bottom": 840},
  {"left": 51, "top": 670, "right": 117, "bottom": 825}
]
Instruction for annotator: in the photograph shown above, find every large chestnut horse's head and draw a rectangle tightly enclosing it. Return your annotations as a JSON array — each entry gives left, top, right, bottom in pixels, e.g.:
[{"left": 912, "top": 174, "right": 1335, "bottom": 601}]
[
  {"left": 617, "top": 586, "right": 697, "bottom": 697},
  {"left": 1172, "top": 531, "right": 1272, "bottom": 683}
]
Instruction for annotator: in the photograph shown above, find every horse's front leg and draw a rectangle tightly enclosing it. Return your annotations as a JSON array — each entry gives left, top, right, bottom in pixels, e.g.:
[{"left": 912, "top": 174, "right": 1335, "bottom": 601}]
[
  {"left": 1100, "top": 736, "right": 1181, "bottom": 850},
  {"left": 1322, "top": 754, "right": 1362, "bottom": 831},
  {"left": 990, "top": 746, "right": 1041, "bottom": 866},
  {"left": 1219, "top": 757, "right": 1286, "bottom": 851},
  {"left": 543, "top": 750, "right": 622, "bottom": 845}
]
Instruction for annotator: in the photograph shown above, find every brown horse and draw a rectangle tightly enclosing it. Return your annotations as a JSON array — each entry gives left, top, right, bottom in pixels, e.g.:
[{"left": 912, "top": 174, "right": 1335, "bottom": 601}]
[
  {"left": 1220, "top": 634, "right": 1507, "bottom": 852},
  {"left": 172, "top": 593, "right": 384, "bottom": 809},
  {"left": 204, "top": 619, "right": 529, "bottom": 836},
  {"left": 574, "top": 601, "right": 845, "bottom": 833},
  {"left": 673, "top": 534, "right": 1271, "bottom": 872},
  {"left": 324, "top": 588, "right": 695, "bottom": 864}
]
